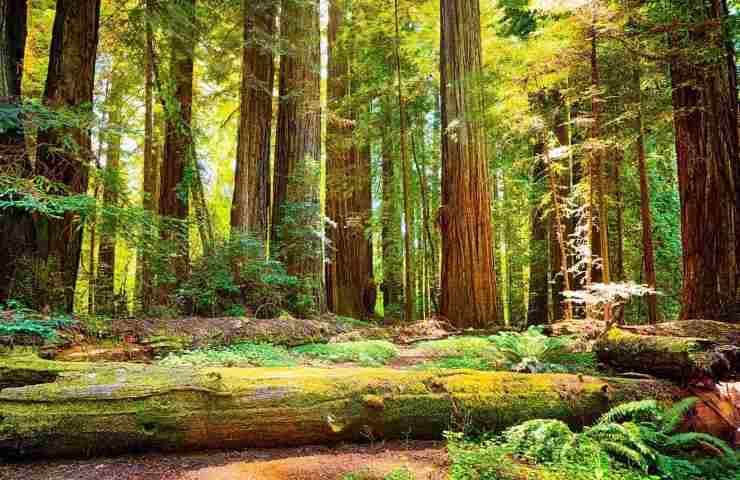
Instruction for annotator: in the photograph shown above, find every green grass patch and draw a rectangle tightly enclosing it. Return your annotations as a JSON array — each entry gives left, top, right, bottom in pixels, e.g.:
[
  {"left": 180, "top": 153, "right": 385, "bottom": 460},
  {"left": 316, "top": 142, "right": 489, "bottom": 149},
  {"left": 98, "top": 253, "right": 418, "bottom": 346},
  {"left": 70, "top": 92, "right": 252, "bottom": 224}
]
[
  {"left": 294, "top": 340, "right": 399, "bottom": 366},
  {"left": 343, "top": 467, "right": 415, "bottom": 480},
  {"left": 158, "top": 342, "right": 297, "bottom": 367},
  {"left": 414, "top": 356, "right": 499, "bottom": 371}
]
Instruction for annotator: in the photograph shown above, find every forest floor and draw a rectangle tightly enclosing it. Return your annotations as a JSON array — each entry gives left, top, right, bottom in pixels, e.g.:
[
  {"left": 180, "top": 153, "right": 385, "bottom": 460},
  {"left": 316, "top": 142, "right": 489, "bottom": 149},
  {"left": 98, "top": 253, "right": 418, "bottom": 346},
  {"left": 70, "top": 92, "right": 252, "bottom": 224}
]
[{"left": 0, "top": 441, "right": 448, "bottom": 480}]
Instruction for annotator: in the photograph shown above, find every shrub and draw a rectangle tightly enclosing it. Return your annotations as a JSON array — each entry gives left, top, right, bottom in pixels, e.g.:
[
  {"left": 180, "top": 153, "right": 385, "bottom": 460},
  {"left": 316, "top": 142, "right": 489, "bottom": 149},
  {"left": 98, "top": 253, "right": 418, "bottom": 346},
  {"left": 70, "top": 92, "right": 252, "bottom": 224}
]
[
  {"left": 158, "top": 342, "right": 297, "bottom": 368},
  {"left": 294, "top": 340, "right": 399, "bottom": 366}
]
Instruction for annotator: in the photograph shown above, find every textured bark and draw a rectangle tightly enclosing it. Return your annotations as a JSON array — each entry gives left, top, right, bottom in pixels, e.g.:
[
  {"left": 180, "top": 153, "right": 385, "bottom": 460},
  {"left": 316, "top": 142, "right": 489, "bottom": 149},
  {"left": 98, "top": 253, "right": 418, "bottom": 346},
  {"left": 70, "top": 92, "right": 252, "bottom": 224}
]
[
  {"left": 381, "top": 103, "right": 404, "bottom": 321},
  {"left": 670, "top": 0, "right": 739, "bottom": 320},
  {"left": 158, "top": 0, "right": 195, "bottom": 296},
  {"left": 96, "top": 80, "right": 124, "bottom": 316},
  {"left": 35, "top": 0, "right": 101, "bottom": 311},
  {"left": 528, "top": 134, "right": 549, "bottom": 326},
  {"left": 609, "top": 148, "right": 624, "bottom": 283},
  {"left": 439, "top": 0, "right": 498, "bottom": 328},
  {"left": 549, "top": 100, "right": 571, "bottom": 321},
  {"left": 595, "top": 324, "right": 740, "bottom": 383},
  {"left": 230, "top": 0, "right": 274, "bottom": 244},
  {"left": 325, "top": 1, "right": 374, "bottom": 319},
  {"left": 0, "top": 0, "right": 34, "bottom": 304},
  {"left": 272, "top": 0, "right": 322, "bottom": 289},
  {"left": 633, "top": 67, "right": 658, "bottom": 323},
  {"left": 0, "top": 355, "right": 705, "bottom": 459}
]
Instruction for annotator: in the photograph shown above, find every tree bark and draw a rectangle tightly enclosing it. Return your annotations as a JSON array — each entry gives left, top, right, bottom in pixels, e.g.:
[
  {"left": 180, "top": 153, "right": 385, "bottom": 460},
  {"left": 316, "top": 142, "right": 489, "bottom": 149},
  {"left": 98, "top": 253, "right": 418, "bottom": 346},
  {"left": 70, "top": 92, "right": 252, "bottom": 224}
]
[
  {"left": 0, "top": 355, "right": 711, "bottom": 459},
  {"left": 325, "top": 0, "right": 374, "bottom": 319},
  {"left": 439, "top": 0, "right": 498, "bottom": 328},
  {"left": 633, "top": 66, "right": 659, "bottom": 323},
  {"left": 0, "top": 0, "right": 35, "bottom": 305},
  {"left": 272, "top": 0, "right": 322, "bottom": 304},
  {"left": 230, "top": 0, "right": 275, "bottom": 245},
  {"left": 528, "top": 132, "right": 549, "bottom": 326},
  {"left": 35, "top": 0, "right": 102, "bottom": 312},
  {"left": 381, "top": 102, "right": 404, "bottom": 321},
  {"left": 670, "top": 0, "right": 739, "bottom": 320},
  {"left": 549, "top": 97, "right": 571, "bottom": 321},
  {"left": 158, "top": 0, "right": 195, "bottom": 300}
]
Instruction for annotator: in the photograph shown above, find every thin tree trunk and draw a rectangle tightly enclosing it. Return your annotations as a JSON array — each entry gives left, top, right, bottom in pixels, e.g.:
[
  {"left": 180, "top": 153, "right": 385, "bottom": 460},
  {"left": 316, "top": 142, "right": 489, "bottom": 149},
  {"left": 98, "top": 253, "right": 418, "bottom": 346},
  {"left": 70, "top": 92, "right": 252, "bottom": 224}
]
[
  {"left": 633, "top": 66, "right": 658, "bottom": 323},
  {"left": 527, "top": 129, "right": 549, "bottom": 326},
  {"left": 158, "top": 0, "right": 195, "bottom": 301},
  {"left": 96, "top": 79, "right": 123, "bottom": 317},
  {"left": 545, "top": 144, "right": 573, "bottom": 321},
  {"left": 550, "top": 96, "right": 571, "bottom": 321},
  {"left": 610, "top": 147, "right": 624, "bottom": 282},
  {"left": 380, "top": 102, "right": 404, "bottom": 321},
  {"left": 0, "top": 0, "right": 35, "bottom": 305},
  {"left": 325, "top": 0, "right": 374, "bottom": 319},
  {"left": 588, "top": 17, "right": 609, "bottom": 286},
  {"left": 439, "top": 0, "right": 498, "bottom": 328},
  {"left": 231, "top": 0, "right": 275, "bottom": 245},
  {"left": 272, "top": 0, "right": 322, "bottom": 305},
  {"left": 35, "top": 0, "right": 102, "bottom": 312},
  {"left": 392, "top": 0, "right": 415, "bottom": 322},
  {"left": 670, "top": 0, "right": 739, "bottom": 320},
  {"left": 192, "top": 157, "right": 213, "bottom": 255}
]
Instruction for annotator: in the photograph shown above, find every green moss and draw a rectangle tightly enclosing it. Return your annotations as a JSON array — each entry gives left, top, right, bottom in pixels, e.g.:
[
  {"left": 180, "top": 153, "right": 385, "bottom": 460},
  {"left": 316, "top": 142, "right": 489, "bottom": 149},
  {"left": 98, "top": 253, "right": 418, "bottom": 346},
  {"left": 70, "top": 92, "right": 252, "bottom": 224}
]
[{"left": 294, "top": 340, "right": 399, "bottom": 366}]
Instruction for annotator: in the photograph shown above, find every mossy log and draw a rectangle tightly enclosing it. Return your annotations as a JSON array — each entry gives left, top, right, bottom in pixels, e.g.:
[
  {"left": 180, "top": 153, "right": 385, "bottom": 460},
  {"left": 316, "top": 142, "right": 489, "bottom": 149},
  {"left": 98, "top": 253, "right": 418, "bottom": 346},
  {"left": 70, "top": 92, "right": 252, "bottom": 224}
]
[
  {"left": 0, "top": 354, "right": 731, "bottom": 459},
  {"left": 594, "top": 326, "right": 740, "bottom": 382}
]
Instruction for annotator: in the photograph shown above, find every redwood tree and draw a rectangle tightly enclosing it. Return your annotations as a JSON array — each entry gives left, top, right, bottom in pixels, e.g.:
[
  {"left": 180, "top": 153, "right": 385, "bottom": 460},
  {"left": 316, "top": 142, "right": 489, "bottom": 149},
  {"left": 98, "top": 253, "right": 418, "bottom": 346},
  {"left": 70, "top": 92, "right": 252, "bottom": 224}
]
[
  {"left": 669, "top": 0, "right": 739, "bottom": 320},
  {"left": 231, "top": 0, "right": 275, "bottom": 244},
  {"left": 0, "top": 0, "right": 34, "bottom": 304},
  {"left": 439, "top": 0, "right": 498, "bottom": 327},
  {"left": 325, "top": 0, "right": 374, "bottom": 319},
  {"left": 527, "top": 130, "right": 549, "bottom": 326},
  {"left": 159, "top": 0, "right": 195, "bottom": 296},
  {"left": 35, "top": 0, "right": 101, "bottom": 311},
  {"left": 272, "top": 0, "right": 322, "bottom": 297}
]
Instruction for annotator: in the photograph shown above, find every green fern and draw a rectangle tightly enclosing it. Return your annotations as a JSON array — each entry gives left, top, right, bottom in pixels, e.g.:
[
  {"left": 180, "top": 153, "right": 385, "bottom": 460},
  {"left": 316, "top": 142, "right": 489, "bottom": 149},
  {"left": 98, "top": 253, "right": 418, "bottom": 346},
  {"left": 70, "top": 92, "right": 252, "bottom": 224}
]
[
  {"left": 598, "top": 440, "right": 650, "bottom": 472},
  {"left": 596, "top": 399, "right": 659, "bottom": 425},
  {"left": 658, "top": 397, "right": 699, "bottom": 434},
  {"left": 664, "top": 432, "right": 735, "bottom": 456}
]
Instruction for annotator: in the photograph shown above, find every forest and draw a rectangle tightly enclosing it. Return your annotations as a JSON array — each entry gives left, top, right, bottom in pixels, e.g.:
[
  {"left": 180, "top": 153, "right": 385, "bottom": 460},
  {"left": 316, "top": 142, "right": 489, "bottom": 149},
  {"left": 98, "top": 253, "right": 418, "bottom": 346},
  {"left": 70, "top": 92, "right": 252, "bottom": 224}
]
[{"left": 0, "top": 0, "right": 739, "bottom": 478}]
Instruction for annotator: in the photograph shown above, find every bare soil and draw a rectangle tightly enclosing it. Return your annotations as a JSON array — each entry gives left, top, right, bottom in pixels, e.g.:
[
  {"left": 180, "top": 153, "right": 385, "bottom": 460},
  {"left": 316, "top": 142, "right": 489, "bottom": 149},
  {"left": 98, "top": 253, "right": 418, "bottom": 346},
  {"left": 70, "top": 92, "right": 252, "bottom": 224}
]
[{"left": 0, "top": 441, "right": 448, "bottom": 480}]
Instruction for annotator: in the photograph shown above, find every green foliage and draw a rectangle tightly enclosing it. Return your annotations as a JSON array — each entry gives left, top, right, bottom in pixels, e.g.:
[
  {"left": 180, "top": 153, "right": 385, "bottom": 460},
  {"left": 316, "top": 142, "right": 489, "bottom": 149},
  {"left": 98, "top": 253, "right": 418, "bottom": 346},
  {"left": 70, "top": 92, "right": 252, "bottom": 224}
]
[
  {"left": 176, "top": 233, "right": 317, "bottom": 318},
  {"left": 294, "top": 340, "right": 399, "bottom": 366},
  {"left": 342, "top": 467, "right": 415, "bottom": 480},
  {"left": 487, "top": 327, "right": 573, "bottom": 372},
  {"left": 447, "top": 398, "right": 738, "bottom": 480},
  {"left": 158, "top": 342, "right": 297, "bottom": 368},
  {"left": 0, "top": 301, "right": 78, "bottom": 344}
]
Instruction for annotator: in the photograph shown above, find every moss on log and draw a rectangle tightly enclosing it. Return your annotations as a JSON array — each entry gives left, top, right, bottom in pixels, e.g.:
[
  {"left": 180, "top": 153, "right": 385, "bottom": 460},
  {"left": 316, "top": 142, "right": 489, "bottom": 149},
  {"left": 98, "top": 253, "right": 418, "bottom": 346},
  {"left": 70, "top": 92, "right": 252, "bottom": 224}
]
[
  {"left": 594, "top": 326, "right": 740, "bottom": 382},
  {"left": 0, "top": 354, "right": 732, "bottom": 459}
]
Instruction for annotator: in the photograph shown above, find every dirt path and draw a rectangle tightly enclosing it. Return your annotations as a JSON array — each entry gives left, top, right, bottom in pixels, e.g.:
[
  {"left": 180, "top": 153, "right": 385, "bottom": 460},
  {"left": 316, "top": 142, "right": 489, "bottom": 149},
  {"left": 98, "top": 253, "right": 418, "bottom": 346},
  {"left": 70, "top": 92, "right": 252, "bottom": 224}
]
[{"left": 0, "top": 441, "right": 448, "bottom": 480}]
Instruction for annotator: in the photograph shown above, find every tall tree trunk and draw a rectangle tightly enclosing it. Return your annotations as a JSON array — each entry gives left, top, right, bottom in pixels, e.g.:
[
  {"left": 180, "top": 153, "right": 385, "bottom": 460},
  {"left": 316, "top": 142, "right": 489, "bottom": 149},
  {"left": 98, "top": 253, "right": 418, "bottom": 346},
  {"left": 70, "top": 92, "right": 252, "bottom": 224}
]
[
  {"left": 96, "top": 79, "right": 124, "bottom": 316},
  {"left": 192, "top": 156, "right": 213, "bottom": 255},
  {"left": 138, "top": 0, "right": 158, "bottom": 311},
  {"left": 439, "top": 0, "right": 498, "bottom": 328},
  {"left": 588, "top": 17, "right": 609, "bottom": 286},
  {"left": 527, "top": 131, "right": 549, "bottom": 326},
  {"left": 380, "top": 102, "right": 404, "bottom": 321},
  {"left": 272, "top": 0, "right": 322, "bottom": 305},
  {"left": 35, "top": 0, "right": 101, "bottom": 312},
  {"left": 392, "top": 0, "right": 415, "bottom": 322},
  {"left": 158, "top": 0, "right": 195, "bottom": 301},
  {"left": 325, "top": 0, "right": 374, "bottom": 319},
  {"left": 633, "top": 66, "right": 659, "bottom": 323},
  {"left": 0, "top": 0, "right": 35, "bottom": 305},
  {"left": 610, "top": 147, "right": 624, "bottom": 282},
  {"left": 550, "top": 96, "right": 571, "bottom": 321},
  {"left": 670, "top": 0, "right": 739, "bottom": 320},
  {"left": 231, "top": 0, "right": 274, "bottom": 246}
]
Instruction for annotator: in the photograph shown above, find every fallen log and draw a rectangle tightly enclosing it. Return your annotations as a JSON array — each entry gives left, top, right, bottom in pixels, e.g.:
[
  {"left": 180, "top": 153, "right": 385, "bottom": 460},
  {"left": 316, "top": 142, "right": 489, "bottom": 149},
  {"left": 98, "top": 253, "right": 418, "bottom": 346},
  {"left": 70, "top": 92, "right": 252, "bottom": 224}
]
[
  {"left": 0, "top": 354, "right": 734, "bottom": 459},
  {"left": 594, "top": 325, "right": 740, "bottom": 382}
]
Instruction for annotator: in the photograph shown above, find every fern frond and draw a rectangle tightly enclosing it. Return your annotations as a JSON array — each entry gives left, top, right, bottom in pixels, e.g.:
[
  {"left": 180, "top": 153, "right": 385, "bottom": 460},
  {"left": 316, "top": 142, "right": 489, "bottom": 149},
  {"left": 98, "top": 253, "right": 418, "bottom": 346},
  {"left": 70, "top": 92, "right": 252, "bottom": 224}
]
[
  {"left": 660, "top": 397, "right": 699, "bottom": 433},
  {"left": 597, "top": 400, "right": 659, "bottom": 425},
  {"left": 598, "top": 440, "right": 649, "bottom": 471},
  {"left": 665, "top": 432, "right": 734, "bottom": 456}
]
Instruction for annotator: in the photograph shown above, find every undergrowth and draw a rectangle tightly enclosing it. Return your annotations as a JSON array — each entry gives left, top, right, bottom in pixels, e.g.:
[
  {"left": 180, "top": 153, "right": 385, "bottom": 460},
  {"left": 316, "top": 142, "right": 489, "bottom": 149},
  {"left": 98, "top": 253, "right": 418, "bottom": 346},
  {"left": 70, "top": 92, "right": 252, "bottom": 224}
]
[
  {"left": 447, "top": 398, "right": 739, "bottom": 480},
  {"left": 342, "top": 467, "right": 415, "bottom": 480},
  {"left": 294, "top": 340, "right": 399, "bottom": 366},
  {"left": 158, "top": 342, "right": 297, "bottom": 367}
]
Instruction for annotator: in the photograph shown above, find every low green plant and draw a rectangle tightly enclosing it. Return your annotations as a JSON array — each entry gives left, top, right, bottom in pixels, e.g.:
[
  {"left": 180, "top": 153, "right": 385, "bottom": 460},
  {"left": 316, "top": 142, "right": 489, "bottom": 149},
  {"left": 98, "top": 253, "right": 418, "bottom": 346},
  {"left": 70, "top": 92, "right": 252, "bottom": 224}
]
[
  {"left": 342, "top": 467, "right": 415, "bottom": 480},
  {"left": 487, "top": 326, "right": 573, "bottom": 372},
  {"left": 158, "top": 342, "right": 297, "bottom": 368},
  {"left": 294, "top": 340, "right": 399, "bottom": 366},
  {"left": 415, "top": 356, "right": 498, "bottom": 371},
  {"left": 0, "top": 301, "right": 78, "bottom": 343},
  {"left": 447, "top": 398, "right": 738, "bottom": 480}
]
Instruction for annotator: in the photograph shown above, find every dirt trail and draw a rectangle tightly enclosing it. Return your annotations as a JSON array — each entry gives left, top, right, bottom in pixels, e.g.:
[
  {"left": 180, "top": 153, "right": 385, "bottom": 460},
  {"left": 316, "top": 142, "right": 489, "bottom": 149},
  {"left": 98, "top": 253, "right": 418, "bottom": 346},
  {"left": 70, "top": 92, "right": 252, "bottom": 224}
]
[{"left": 0, "top": 441, "right": 448, "bottom": 480}]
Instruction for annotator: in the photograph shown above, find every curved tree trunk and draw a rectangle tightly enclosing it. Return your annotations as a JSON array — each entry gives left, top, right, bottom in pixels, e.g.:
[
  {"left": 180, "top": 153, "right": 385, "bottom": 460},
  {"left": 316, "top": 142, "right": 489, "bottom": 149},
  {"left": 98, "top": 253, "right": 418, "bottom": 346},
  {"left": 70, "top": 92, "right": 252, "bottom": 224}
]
[
  {"left": 439, "top": 0, "right": 498, "bottom": 328},
  {"left": 35, "top": 0, "right": 101, "bottom": 312}
]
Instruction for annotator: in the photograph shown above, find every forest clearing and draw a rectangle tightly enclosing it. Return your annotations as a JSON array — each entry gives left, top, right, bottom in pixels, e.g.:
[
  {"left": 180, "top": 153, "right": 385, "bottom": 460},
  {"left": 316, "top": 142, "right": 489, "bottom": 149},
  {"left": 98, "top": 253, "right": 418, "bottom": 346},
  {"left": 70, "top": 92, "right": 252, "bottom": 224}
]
[{"left": 1, "top": 0, "right": 740, "bottom": 478}]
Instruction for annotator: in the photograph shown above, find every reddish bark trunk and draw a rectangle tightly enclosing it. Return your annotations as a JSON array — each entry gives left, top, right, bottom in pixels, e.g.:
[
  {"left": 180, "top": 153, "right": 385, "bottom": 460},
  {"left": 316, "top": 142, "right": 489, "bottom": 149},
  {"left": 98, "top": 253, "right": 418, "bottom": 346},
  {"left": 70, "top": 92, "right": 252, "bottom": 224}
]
[{"left": 439, "top": 0, "right": 498, "bottom": 328}]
